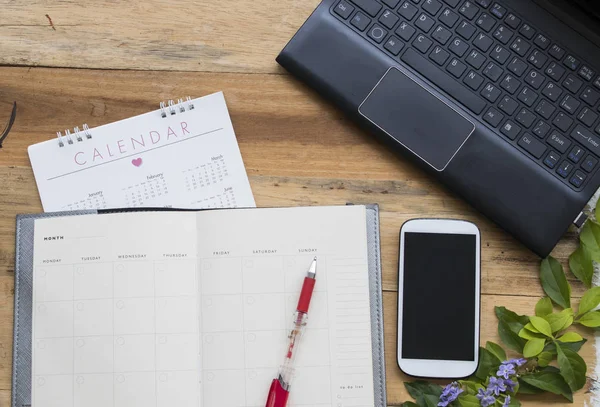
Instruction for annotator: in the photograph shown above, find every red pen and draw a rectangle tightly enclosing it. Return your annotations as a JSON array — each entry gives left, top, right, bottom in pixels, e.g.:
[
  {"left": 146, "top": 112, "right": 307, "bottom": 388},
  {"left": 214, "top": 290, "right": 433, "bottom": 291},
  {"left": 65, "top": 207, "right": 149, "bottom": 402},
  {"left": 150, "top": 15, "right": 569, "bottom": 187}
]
[{"left": 265, "top": 257, "right": 317, "bottom": 407}]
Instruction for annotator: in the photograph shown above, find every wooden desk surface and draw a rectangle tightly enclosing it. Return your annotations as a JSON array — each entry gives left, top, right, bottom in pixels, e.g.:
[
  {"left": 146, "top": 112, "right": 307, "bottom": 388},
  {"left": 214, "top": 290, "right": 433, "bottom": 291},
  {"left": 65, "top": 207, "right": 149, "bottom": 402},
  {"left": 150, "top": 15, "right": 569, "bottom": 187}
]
[{"left": 0, "top": 1, "right": 595, "bottom": 405}]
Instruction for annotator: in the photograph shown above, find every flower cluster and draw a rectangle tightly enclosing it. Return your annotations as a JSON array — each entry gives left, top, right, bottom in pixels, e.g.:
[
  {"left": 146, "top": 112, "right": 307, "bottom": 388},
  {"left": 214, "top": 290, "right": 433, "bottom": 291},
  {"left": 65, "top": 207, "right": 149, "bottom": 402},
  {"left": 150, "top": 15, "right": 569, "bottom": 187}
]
[
  {"left": 437, "top": 382, "right": 463, "bottom": 407},
  {"left": 475, "top": 359, "right": 525, "bottom": 407}
]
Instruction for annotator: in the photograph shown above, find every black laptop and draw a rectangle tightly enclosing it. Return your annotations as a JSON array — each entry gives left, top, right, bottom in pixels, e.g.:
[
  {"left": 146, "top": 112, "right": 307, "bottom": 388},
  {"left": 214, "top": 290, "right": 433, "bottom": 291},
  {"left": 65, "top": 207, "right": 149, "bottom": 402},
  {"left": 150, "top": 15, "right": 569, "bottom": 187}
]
[{"left": 277, "top": 0, "right": 600, "bottom": 257}]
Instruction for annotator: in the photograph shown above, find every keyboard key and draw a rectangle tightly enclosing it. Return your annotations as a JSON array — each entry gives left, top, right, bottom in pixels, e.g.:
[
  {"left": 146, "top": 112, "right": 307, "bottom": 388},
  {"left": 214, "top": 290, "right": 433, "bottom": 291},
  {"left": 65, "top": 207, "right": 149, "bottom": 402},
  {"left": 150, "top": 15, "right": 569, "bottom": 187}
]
[
  {"left": 443, "top": 0, "right": 461, "bottom": 6},
  {"left": 516, "top": 108, "right": 536, "bottom": 128},
  {"left": 430, "top": 46, "right": 450, "bottom": 64},
  {"left": 459, "top": 1, "right": 479, "bottom": 19},
  {"left": 396, "top": 21, "right": 416, "bottom": 41},
  {"left": 384, "top": 36, "right": 405, "bottom": 55},
  {"left": 466, "top": 49, "right": 486, "bottom": 69},
  {"left": 508, "top": 57, "right": 527, "bottom": 77},
  {"left": 473, "top": 33, "right": 493, "bottom": 52},
  {"left": 432, "top": 25, "right": 453, "bottom": 44},
  {"left": 493, "top": 25, "right": 513, "bottom": 45},
  {"left": 582, "top": 155, "right": 598, "bottom": 172},
  {"left": 483, "top": 61, "right": 503, "bottom": 82},
  {"left": 534, "top": 34, "right": 550, "bottom": 50},
  {"left": 349, "top": 0, "right": 382, "bottom": 16},
  {"left": 560, "top": 94, "right": 581, "bottom": 114},
  {"left": 578, "top": 107, "right": 598, "bottom": 127},
  {"left": 413, "top": 34, "right": 433, "bottom": 52},
  {"left": 595, "top": 77, "right": 600, "bottom": 89},
  {"left": 501, "top": 120, "right": 521, "bottom": 139},
  {"left": 557, "top": 160, "right": 573, "bottom": 178},
  {"left": 510, "top": 37, "right": 530, "bottom": 57},
  {"left": 351, "top": 12, "right": 371, "bottom": 30},
  {"left": 423, "top": 0, "right": 443, "bottom": 15},
  {"left": 490, "top": 3, "right": 506, "bottom": 18},
  {"left": 524, "top": 70, "right": 544, "bottom": 89},
  {"left": 505, "top": 13, "right": 521, "bottom": 29},
  {"left": 368, "top": 25, "right": 388, "bottom": 43},
  {"left": 440, "top": 8, "right": 460, "bottom": 27},
  {"left": 563, "top": 55, "right": 580, "bottom": 71},
  {"left": 379, "top": 9, "right": 399, "bottom": 29},
  {"left": 549, "top": 44, "right": 566, "bottom": 60},
  {"left": 547, "top": 130, "right": 571, "bottom": 153},
  {"left": 542, "top": 82, "right": 562, "bottom": 102},
  {"left": 518, "top": 87, "right": 538, "bottom": 107},
  {"left": 572, "top": 125, "right": 600, "bottom": 157},
  {"left": 535, "top": 100, "right": 556, "bottom": 120},
  {"left": 545, "top": 62, "right": 565, "bottom": 81},
  {"left": 553, "top": 112, "right": 574, "bottom": 132},
  {"left": 481, "top": 83, "right": 501, "bottom": 102},
  {"left": 382, "top": 0, "right": 401, "bottom": 7},
  {"left": 464, "top": 70, "right": 484, "bottom": 90},
  {"left": 563, "top": 75, "right": 583, "bottom": 93},
  {"left": 401, "top": 48, "right": 487, "bottom": 114},
  {"left": 415, "top": 13, "right": 436, "bottom": 32},
  {"left": 544, "top": 150, "right": 560, "bottom": 168},
  {"left": 498, "top": 95, "right": 518, "bottom": 115},
  {"left": 449, "top": 37, "right": 469, "bottom": 57},
  {"left": 579, "top": 66, "right": 596, "bottom": 82},
  {"left": 568, "top": 145, "right": 585, "bottom": 163},
  {"left": 474, "top": 0, "right": 491, "bottom": 7},
  {"left": 399, "top": 2, "right": 419, "bottom": 20},
  {"left": 570, "top": 170, "right": 586, "bottom": 187},
  {"left": 533, "top": 120, "right": 551, "bottom": 138},
  {"left": 446, "top": 58, "right": 467, "bottom": 77},
  {"left": 518, "top": 133, "right": 546, "bottom": 158},
  {"left": 490, "top": 45, "right": 510, "bottom": 64},
  {"left": 528, "top": 50, "right": 548, "bottom": 70},
  {"left": 500, "top": 74, "right": 520, "bottom": 94},
  {"left": 581, "top": 87, "right": 600, "bottom": 106},
  {"left": 483, "top": 107, "right": 504, "bottom": 127},
  {"left": 334, "top": 0, "right": 355, "bottom": 18},
  {"left": 519, "top": 23, "right": 535, "bottom": 40},
  {"left": 476, "top": 13, "right": 496, "bottom": 32},
  {"left": 457, "top": 21, "right": 476, "bottom": 39}
]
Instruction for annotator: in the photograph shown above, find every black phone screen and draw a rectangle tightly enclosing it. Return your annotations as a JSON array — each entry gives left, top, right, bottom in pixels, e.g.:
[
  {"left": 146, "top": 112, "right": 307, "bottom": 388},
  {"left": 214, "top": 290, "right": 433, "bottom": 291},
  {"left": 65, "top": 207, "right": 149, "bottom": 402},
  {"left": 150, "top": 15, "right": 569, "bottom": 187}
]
[{"left": 401, "top": 232, "right": 477, "bottom": 361}]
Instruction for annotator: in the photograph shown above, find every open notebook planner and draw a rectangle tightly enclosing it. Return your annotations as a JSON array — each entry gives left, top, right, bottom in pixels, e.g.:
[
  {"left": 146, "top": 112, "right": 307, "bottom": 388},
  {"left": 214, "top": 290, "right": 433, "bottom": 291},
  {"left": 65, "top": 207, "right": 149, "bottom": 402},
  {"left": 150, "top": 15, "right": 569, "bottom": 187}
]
[{"left": 21, "top": 205, "right": 386, "bottom": 407}]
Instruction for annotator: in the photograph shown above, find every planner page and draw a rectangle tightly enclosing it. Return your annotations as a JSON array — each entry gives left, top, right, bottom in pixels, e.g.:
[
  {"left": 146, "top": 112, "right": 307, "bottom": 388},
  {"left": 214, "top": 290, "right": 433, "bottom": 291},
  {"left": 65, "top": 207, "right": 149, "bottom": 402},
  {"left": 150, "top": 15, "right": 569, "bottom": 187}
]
[
  {"left": 196, "top": 205, "right": 375, "bottom": 407},
  {"left": 32, "top": 212, "right": 201, "bottom": 407},
  {"left": 28, "top": 92, "right": 255, "bottom": 212}
]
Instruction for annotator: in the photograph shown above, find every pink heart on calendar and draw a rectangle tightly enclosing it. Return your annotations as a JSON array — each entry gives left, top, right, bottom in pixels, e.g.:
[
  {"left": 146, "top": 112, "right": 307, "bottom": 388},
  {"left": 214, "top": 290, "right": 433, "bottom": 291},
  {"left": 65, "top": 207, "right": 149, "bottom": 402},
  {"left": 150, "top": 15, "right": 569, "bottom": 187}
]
[{"left": 131, "top": 158, "right": 143, "bottom": 167}]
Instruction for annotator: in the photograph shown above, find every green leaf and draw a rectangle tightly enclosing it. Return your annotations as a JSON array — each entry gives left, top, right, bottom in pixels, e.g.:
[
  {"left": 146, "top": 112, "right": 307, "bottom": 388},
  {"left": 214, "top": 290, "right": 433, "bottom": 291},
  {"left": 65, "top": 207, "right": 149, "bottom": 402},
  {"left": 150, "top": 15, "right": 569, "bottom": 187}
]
[
  {"left": 556, "top": 343, "right": 587, "bottom": 392},
  {"left": 495, "top": 306, "right": 529, "bottom": 352},
  {"left": 523, "top": 337, "right": 546, "bottom": 357},
  {"left": 529, "top": 316, "right": 553, "bottom": 337},
  {"left": 544, "top": 308, "right": 574, "bottom": 333},
  {"left": 544, "top": 338, "right": 587, "bottom": 354},
  {"left": 523, "top": 322, "right": 540, "bottom": 333},
  {"left": 578, "top": 310, "right": 600, "bottom": 327},
  {"left": 423, "top": 395, "right": 439, "bottom": 407},
  {"left": 519, "top": 371, "right": 573, "bottom": 402},
  {"left": 537, "top": 351, "right": 553, "bottom": 367},
  {"left": 518, "top": 327, "right": 545, "bottom": 340},
  {"left": 557, "top": 332, "right": 584, "bottom": 343},
  {"left": 404, "top": 381, "right": 442, "bottom": 407},
  {"left": 535, "top": 297, "right": 553, "bottom": 317},
  {"left": 485, "top": 341, "right": 506, "bottom": 362},
  {"left": 474, "top": 348, "right": 502, "bottom": 381},
  {"left": 569, "top": 244, "right": 594, "bottom": 288},
  {"left": 580, "top": 221, "right": 600, "bottom": 262},
  {"left": 578, "top": 286, "right": 600, "bottom": 316},
  {"left": 457, "top": 394, "right": 481, "bottom": 407},
  {"left": 540, "top": 256, "right": 571, "bottom": 309},
  {"left": 507, "top": 397, "right": 522, "bottom": 407},
  {"left": 458, "top": 380, "right": 484, "bottom": 395},
  {"left": 517, "top": 378, "right": 545, "bottom": 395},
  {"left": 596, "top": 198, "right": 600, "bottom": 223}
]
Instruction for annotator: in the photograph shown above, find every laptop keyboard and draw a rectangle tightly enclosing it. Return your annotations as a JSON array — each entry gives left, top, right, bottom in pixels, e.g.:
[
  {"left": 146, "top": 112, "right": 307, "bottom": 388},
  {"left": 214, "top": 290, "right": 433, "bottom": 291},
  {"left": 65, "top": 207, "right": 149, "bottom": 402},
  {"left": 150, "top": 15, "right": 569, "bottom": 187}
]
[{"left": 331, "top": 0, "right": 600, "bottom": 190}]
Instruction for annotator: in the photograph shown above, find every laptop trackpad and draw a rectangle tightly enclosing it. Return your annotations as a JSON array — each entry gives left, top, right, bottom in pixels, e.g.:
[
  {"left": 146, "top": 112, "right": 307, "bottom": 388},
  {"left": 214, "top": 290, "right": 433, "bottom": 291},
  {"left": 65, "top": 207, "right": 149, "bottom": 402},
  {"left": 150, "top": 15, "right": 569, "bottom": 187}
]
[{"left": 359, "top": 67, "right": 475, "bottom": 171}]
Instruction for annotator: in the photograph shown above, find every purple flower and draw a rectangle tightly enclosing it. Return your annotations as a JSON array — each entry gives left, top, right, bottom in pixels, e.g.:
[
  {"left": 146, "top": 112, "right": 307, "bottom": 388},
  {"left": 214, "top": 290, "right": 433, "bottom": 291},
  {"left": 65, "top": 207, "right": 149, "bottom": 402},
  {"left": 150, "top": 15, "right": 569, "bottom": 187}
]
[
  {"left": 438, "top": 382, "right": 463, "bottom": 407},
  {"left": 502, "top": 358, "right": 526, "bottom": 367},
  {"left": 488, "top": 376, "right": 507, "bottom": 396},
  {"left": 476, "top": 388, "right": 496, "bottom": 407},
  {"left": 502, "top": 395, "right": 511, "bottom": 407},
  {"left": 497, "top": 363, "right": 516, "bottom": 379},
  {"left": 504, "top": 379, "right": 517, "bottom": 393}
]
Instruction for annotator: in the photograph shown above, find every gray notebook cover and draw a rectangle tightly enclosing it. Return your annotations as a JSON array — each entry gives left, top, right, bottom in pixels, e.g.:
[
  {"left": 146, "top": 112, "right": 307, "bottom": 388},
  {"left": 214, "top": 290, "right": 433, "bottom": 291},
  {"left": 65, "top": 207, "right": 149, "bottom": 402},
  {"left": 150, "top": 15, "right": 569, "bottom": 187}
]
[{"left": 12, "top": 205, "right": 387, "bottom": 407}]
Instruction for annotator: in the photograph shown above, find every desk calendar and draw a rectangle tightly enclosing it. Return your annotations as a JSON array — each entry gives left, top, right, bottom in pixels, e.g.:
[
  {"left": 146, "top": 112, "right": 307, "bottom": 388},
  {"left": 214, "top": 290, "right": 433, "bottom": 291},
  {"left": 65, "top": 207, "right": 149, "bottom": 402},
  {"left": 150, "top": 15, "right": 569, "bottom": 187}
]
[{"left": 27, "top": 92, "right": 255, "bottom": 211}]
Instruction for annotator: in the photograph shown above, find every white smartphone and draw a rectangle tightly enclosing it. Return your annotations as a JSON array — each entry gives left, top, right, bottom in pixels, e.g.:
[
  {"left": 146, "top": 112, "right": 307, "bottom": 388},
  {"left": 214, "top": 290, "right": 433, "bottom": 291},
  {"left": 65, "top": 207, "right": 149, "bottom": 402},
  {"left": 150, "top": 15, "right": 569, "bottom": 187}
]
[{"left": 397, "top": 219, "right": 481, "bottom": 378}]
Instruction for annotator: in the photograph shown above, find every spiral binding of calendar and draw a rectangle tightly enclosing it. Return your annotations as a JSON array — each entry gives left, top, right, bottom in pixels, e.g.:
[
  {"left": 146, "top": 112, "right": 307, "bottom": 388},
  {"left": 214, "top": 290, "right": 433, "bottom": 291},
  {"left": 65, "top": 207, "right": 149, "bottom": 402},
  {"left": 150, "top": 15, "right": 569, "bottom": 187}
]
[{"left": 55, "top": 96, "right": 195, "bottom": 147}]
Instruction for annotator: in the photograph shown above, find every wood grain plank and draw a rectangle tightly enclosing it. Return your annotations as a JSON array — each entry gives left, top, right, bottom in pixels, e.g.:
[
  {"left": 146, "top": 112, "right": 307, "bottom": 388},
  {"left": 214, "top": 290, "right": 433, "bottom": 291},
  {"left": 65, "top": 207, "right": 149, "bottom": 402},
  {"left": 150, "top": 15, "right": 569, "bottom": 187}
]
[{"left": 0, "top": 0, "right": 319, "bottom": 72}]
